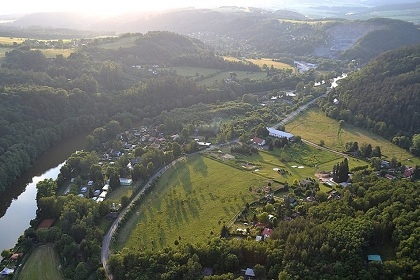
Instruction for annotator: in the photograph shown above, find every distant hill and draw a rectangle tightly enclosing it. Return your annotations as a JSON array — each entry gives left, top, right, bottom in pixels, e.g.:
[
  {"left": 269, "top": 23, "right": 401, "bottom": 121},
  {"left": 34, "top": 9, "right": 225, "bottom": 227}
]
[
  {"left": 341, "top": 19, "right": 420, "bottom": 63},
  {"left": 8, "top": 9, "right": 420, "bottom": 61},
  {"left": 330, "top": 44, "right": 420, "bottom": 140}
]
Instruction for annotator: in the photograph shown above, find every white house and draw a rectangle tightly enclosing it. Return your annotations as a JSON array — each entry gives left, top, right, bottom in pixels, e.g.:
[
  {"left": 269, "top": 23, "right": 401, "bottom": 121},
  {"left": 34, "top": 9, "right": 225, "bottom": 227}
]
[{"left": 267, "top": 128, "right": 294, "bottom": 140}]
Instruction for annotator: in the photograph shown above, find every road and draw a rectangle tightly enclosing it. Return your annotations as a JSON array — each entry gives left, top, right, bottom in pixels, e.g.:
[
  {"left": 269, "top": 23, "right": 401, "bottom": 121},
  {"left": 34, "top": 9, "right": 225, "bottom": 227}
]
[
  {"left": 270, "top": 94, "right": 326, "bottom": 129},
  {"left": 101, "top": 156, "right": 186, "bottom": 280},
  {"left": 101, "top": 95, "right": 329, "bottom": 278}
]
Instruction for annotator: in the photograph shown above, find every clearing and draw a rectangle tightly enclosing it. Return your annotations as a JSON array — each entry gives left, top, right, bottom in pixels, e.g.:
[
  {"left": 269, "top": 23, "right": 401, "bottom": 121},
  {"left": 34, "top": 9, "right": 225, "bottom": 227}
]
[
  {"left": 17, "top": 244, "right": 64, "bottom": 280},
  {"left": 285, "top": 108, "right": 420, "bottom": 166}
]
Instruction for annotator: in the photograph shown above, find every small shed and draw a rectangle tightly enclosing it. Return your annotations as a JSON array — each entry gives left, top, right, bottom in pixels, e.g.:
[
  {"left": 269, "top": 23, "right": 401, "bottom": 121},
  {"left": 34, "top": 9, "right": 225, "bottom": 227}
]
[
  {"left": 245, "top": 268, "right": 255, "bottom": 279},
  {"left": 367, "top": 255, "right": 382, "bottom": 264}
]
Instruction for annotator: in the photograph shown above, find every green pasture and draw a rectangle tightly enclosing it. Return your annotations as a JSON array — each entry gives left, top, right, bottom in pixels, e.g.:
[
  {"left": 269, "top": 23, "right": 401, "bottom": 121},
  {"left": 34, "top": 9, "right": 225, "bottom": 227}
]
[
  {"left": 97, "top": 35, "right": 140, "bottom": 49},
  {"left": 166, "top": 66, "right": 267, "bottom": 86},
  {"left": 116, "top": 155, "right": 263, "bottom": 251},
  {"left": 107, "top": 186, "right": 135, "bottom": 202},
  {"left": 226, "top": 143, "right": 362, "bottom": 185},
  {"left": 17, "top": 244, "right": 64, "bottom": 280},
  {"left": 197, "top": 70, "right": 266, "bottom": 86},
  {"left": 38, "top": 48, "right": 75, "bottom": 58},
  {"left": 285, "top": 108, "right": 420, "bottom": 166},
  {"left": 168, "top": 66, "right": 222, "bottom": 78}
]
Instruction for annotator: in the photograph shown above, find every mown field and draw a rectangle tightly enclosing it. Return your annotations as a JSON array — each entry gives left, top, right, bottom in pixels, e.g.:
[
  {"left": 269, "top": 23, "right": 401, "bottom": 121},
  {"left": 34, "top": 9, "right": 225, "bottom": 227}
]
[
  {"left": 165, "top": 66, "right": 267, "bottom": 86},
  {"left": 246, "top": 58, "right": 296, "bottom": 73},
  {"left": 285, "top": 108, "right": 420, "bottom": 166},
  {"left": 115, "top": 155, "right": 264, "bottom": 251},
  {"left": 38, "top": 48, "right": 75, "bottom": 58},
  {"left": 224, "top": 56, "right": 296, "bottom": 73},
  {"left": 0, "top": 36, "right": 26, "bottom": 45},
  {"left": 96, "top": 35, "right": 139, "bottom": 49},
  {"left": 213, "top": 143, "right": 363, "bottom": 189},
  {"left": 17, "top": 244, "right": 64, "bottom": 280}
]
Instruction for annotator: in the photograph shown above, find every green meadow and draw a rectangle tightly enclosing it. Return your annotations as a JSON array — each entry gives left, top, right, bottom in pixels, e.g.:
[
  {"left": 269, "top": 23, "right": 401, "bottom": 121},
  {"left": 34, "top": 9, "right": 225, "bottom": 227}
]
[
  {"left": 115, "top": 155, "right": 263, "bottom": 251},
  {"left": 286, "top": 108, "right": 420, "bottom": 166},
  {"left": 17, "top": 245, "right": 64, "bottom": 280},
  {"left": 217, "top": 143, "right": 362, "bottom": 185},
  {"left": 38, "top": 48, "right": 75, "bottom": 58}
]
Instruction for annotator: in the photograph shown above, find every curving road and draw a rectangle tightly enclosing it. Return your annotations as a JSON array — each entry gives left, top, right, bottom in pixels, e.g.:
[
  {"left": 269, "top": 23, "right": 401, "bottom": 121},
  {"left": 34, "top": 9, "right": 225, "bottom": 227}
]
[{"left": 101, "top": 156, "right": 186, "bottom": 280}]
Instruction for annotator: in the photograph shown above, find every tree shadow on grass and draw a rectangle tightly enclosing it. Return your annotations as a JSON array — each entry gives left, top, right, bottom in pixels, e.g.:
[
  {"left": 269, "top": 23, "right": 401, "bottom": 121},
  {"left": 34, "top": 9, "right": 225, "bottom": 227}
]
[{"left": 192, "top": 156, "right": 208, "bottom": 177}]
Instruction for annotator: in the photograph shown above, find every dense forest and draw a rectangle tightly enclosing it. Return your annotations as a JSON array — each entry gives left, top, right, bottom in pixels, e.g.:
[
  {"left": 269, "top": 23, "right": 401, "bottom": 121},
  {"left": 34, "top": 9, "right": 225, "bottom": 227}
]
[
  {"left": 109, "top": 174, "right": 420, "bottom": 279},
  {"left": 321, "top": 44, "right": 420, "bottom": 153}
]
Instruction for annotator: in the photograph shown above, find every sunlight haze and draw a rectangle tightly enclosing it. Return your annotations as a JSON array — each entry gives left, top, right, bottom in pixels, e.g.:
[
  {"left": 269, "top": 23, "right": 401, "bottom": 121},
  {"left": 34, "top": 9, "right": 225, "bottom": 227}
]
[{"left": 2, "top": 0, "right": 280, "bottom": 16}]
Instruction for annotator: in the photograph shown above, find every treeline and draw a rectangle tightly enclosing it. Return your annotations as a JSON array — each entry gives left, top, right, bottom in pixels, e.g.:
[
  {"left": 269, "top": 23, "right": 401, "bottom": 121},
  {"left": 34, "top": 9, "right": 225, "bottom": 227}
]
[
  {"left": 109, "top": 175, "right": 420, "bottom": 279},
  {"left": 321, "top": 44, "right": 420, "bottom": 153}
]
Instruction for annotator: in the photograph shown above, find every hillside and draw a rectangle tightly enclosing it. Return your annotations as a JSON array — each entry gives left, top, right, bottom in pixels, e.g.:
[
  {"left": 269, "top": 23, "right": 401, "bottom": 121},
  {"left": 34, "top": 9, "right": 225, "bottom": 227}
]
[
  {"left": 325, "top": 44, "right": 420, "bottom": 146},
  {"left": 341, "top": 18, "right": 420, "bottom": 63}
]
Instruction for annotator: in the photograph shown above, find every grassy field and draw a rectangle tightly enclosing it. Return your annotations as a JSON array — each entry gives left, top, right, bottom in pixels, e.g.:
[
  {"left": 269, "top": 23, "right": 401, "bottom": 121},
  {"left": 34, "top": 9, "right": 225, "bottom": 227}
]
[
  {"left": 98, "top": 35, "right": 140, "bottom": 49},
  {"left": 217, "top": 144, "right": 362, "bottom": 186},
  {"left": 247, "top": 58, "right": 296, "bottom": 73},
  {"left": 165, "top": 66, "right": 267, "bottom": 86},
  {"left": 285, "top": 108, "right": 420, "bottom": 166},
  {"left": 115, "top": 155, "right": 264, "bottom": 251},
  {"left": 17, "top": 244, "right": 64, "bottom": 280},
  {"left": 168, "top": 66, "right": 222, "bottom": 78},
  {"left": 197, "top": 70, "right": 266, "bottom": 86},
  {"left": 38, "top": 48, "right": 75, "bottom": 58},
  {"left": 107, "top": 186, "right": 135, "bottom": 202},
  {"left": 224, "top": 56, "right": 296, "bottom": 73},
  {"left": 0, "top": 36, "right": 26, "bottom": 45}
]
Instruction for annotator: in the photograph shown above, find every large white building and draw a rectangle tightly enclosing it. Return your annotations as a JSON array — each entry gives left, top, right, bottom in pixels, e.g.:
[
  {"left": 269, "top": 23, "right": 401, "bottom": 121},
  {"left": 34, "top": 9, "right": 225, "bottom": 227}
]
[{"left": 267, "top": 128, "right": 294, "bottom": 140}]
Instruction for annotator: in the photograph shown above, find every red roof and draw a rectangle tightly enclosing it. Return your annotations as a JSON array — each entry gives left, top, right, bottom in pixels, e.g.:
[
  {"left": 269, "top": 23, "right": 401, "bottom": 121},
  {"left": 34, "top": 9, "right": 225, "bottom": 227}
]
[
  {"left": 252, "top": 137, "right": 265, "bottom": 145},
  {"left": 262, "top": 227, "right": 273, "bottom": 237}
]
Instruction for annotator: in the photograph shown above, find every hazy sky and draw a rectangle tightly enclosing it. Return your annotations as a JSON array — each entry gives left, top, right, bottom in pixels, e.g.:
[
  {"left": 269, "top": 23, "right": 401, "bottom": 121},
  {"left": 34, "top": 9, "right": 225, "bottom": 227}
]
[{"left": 2, "top": 0, "right": 282, "bottom": 16}]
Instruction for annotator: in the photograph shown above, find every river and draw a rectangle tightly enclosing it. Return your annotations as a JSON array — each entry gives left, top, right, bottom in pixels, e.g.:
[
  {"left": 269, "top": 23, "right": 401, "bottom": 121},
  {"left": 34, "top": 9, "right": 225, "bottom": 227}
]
[{"left": 0, "top": 132, "right": 88, "bottom": 254}]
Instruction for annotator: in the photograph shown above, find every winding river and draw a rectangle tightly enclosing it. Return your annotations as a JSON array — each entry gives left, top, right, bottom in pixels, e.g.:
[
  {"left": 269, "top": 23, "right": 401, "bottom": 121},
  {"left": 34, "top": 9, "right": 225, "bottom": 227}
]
[{"left": 0, "top": 132, "right": 88, "bottom": 254}]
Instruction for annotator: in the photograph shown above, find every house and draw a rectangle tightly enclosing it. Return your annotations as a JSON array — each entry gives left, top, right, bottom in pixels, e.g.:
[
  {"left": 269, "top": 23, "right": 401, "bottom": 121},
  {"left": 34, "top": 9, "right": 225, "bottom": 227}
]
[
  {"left": 197, "top": 141, "right": 211, "bottom": 148},
  {"left": 262, "top": 227, "right": 273, "bottom": 238},
  {"left": 252, "top": 137, "right": 266, "bottom": 146},
  {"left": 404, "top": 167, "right": 414, "bottom": 178},
  {"left": 267, "top": 128, "right": 294, "bottom": 140}
]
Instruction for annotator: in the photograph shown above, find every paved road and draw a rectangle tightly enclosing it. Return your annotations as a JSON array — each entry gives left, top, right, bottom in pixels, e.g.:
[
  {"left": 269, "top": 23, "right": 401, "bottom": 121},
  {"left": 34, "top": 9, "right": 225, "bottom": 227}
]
[
  {"left": 101, "top": 156, "right": 186, "bottom": 280},
  {"left": 270, "top": 94, "right": 326, "bottom": 129}
]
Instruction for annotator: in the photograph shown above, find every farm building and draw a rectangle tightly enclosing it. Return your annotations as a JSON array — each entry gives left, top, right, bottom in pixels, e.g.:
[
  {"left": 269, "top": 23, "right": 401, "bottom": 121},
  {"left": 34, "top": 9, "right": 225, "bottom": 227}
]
[
  {"left": 252, "top": 137, "right": 266, "bottom": 146},
  {"left": 267, "top": 128, "right": 294, "bottom": 140}
]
